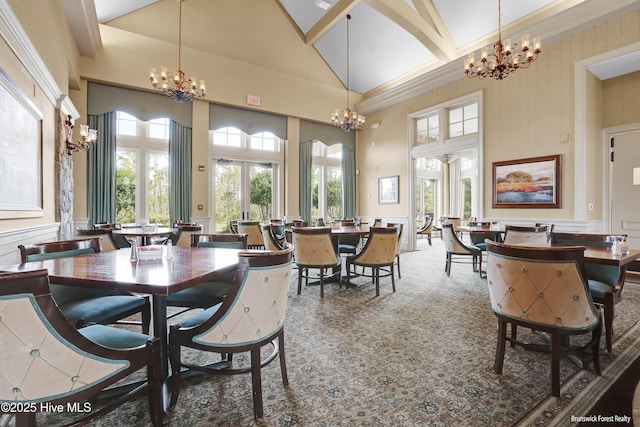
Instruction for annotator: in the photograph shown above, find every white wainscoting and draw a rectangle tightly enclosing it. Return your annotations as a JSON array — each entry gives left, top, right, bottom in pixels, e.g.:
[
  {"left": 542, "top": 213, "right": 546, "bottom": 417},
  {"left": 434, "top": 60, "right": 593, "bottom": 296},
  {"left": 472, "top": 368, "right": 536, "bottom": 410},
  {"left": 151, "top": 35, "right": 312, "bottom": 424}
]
[
  {"left": 0, "top": 223, "right": 60, "bottom": 265},
  {"left": 361, "top": 216, "right": 409, "bottom": 251}
]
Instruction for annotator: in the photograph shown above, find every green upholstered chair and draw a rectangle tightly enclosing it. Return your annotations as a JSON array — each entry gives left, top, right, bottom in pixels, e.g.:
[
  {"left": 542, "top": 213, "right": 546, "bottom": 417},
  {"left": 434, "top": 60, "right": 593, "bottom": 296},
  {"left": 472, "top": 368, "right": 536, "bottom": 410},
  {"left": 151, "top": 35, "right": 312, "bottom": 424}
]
[
  {"left": 0, "top": 269, "right": 162, "bottom": 426},
  {"left": 550, "top": 232, "right": 627, "bottom": 352},
  {"left": 485, "top": 241, "right": 602, "bottom": 397},
  {"left": 165, "top": 233, "right": 248, "bottom": 315},
  {"left": 346, "top": 227, "right": 398, "bottom": 296},
  {"left": 261, "top": 224, "right": 287, "bottom": 250},
  {"left": 442, "top": 223, "right": 483, "bottom": 277},
  {"left": 168, "top": 248, "right": 294, "bottom": 419},
  {"left": 292, "top": 227, "right": 341, "bottom": 298},
  {"left": 18, "top": 238, "right": 151, "bottom": 334}
]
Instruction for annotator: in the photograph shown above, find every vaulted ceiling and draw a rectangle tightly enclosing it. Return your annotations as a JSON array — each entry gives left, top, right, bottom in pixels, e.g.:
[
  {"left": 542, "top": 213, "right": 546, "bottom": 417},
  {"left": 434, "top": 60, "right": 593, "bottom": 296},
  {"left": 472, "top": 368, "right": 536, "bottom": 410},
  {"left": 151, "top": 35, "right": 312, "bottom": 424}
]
[{"left": 65, "top": 0, "right": 640, "bottom": 97}]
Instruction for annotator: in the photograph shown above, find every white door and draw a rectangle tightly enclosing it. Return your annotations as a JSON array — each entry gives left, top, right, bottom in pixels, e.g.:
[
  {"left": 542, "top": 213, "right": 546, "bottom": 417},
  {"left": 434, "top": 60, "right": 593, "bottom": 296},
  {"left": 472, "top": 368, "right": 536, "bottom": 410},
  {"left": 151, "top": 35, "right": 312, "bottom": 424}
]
[{"left": 610, "top": 129, "right": 640, "bottom": 248}]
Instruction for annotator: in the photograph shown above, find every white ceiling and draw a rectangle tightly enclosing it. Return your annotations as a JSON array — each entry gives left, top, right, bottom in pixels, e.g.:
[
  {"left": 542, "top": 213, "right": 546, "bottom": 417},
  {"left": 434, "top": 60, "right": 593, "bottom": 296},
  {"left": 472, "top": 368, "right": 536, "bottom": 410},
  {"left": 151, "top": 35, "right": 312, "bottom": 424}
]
[{"left": 69, "top": 0, "right": 640, "bottom": 96}]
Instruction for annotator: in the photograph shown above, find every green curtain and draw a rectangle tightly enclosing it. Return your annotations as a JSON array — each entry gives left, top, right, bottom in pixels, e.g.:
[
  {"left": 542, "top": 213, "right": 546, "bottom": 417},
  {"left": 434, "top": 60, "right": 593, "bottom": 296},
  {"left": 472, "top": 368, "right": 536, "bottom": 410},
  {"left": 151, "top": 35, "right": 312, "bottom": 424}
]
[
  {"left": 299, "top": 140, "right": 313, "bottom": 223},
  {"left": 342, "top": 145, "right": 356, "bottom": 218},
  {"left": 87, "top": 112, "right": 117, "bottom": 226},
  {"left": 169, "top": 120, "right": 192, "bottom": 224}
]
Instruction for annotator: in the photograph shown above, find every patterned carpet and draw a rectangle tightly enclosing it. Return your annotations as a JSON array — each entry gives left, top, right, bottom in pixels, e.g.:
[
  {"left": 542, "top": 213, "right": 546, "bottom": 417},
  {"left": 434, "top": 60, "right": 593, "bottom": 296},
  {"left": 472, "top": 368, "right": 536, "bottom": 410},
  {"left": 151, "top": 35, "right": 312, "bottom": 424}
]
[{"left": 24, "top": 238, "right": 640, "bottom": 426}]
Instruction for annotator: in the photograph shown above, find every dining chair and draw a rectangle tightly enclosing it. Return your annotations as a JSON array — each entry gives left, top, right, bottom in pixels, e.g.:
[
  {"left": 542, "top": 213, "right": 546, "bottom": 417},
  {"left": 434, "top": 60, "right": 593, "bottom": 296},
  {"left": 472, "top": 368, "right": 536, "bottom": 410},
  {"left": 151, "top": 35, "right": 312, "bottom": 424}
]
[
  {"left": 0, "top": 269, "right": 163, "bottom": 426},
  {"left": 502, "top": 225, "right": 549, "bottom": 245},
  {"left": 172, "top": 224, "right": 204, "bottom": 247},
  {"left": 292, "top": 227, "right": 341, "bottom": 298},
  {"left": 165, "top": 233, "right": 249, "bottom": 316},
  {"left": 316, "top": 217, "right": 325, "bottom": 226},
  {"left": 386, "top": 222, "right": 404, "bottom": 279},
  {"left": 237, "top": 221, "right": 265, "bottom": 249},
  {"left": 468, "top": 221, "right": 502, "bottom": 251},
  {"left": 168, "top": 247, "right": 294, "bottom": 419},
  {"left": 550, "top": 232, "right": 627, "bottom": 353},
  {"left": 229, "top": 220, "right": 239, "bottom": 233},
  {"left": 262, "top": 224, "right": 287, "bottom": 250},
  {"left": 345, "top": 227, "right": 398, "bottom": 296},
  {"left": 485, "top": 240, "right": 602, "bottom": 397},
  {"left": 416, "top": 215, "right": 433, "bottom": 245},
  {"left": 93, "top": 222, "right": 132, "bottom": 248},
  {"left": 75, "top": 227, "right": 120, "bottom": 251},
  {"left": 535, "top": 223, "right": 555, "bottom": 242},
  {"left": 442, "top": 223, "right": 483, "bottom": 277},
  {"left": 18, "top": 237, "right": 151, "bottom": 333}
]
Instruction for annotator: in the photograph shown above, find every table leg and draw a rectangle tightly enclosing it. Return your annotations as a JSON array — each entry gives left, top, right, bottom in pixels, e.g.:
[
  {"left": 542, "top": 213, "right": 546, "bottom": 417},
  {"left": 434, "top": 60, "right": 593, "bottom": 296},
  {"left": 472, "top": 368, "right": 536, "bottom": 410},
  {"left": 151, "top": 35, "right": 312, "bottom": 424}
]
[{"left": 151, "top": 295, "right": 171, "bottom": 418}]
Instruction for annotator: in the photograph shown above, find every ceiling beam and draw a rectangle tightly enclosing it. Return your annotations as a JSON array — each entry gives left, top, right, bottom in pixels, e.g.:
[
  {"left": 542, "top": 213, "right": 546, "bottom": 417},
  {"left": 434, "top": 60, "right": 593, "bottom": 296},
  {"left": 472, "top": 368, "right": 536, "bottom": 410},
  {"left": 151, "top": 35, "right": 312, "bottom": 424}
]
[
  {"left": 364, "top": 0, "right": 456, "bottom": 61},
  {"left": 410, "top": 0, "right": 455, "bottom": 46},
  {"left": 305, "top": 0, "right": 362, "bottom": 45}
]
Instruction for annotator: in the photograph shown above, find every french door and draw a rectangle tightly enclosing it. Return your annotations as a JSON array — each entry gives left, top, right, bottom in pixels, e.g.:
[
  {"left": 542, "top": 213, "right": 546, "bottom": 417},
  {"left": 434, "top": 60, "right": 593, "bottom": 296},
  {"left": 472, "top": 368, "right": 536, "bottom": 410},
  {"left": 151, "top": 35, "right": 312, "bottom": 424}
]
[{"left": 213, "top": 160, "right": 275, "bottom": 231}]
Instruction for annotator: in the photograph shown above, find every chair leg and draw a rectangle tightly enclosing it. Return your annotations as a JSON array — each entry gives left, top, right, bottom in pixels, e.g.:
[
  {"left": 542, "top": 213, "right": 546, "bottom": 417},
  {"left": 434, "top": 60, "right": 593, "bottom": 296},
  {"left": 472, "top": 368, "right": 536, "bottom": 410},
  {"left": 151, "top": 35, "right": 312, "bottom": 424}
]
[
  {"left": 142, "top": 299, "right": 151, "bottom": 335},
  {"left": 445, "top": 253, "right": 451, "bottom": 276},
  {"left": 320, "top": 268, "right": 325, "bottom": 299},
  {"left": 550, "top": 333, "right": 561, "bottom": 397},
  {"left": 603, "top": 299, "right": 614, "bottom": 353},
  {"left": 278, "top": 331, "right": 289, "bottom": 386},
  {"left": 396, "top": 255, "right": 401, "bottom": 279},
  {"left": 375, "top": 267, "right": 380, "bottom": 297},
  {"left": 510, "top": 324, "right": 517, "bottom": 347},
  {"left": 169, "top": 342, "right": 182, "bottom": 409},
  {"left": 297, "top": 268, "right": 303, "bottom": 295},
  {"left": 427, "top": 234, "right": 432, "bottom": 245},
  {"left": 391, "top": 264, "right": 396, "bottom": 293},
  {"left": 251, "top": 347, "right": 264, "bottom": 418},
  {"left": 592, "top": 322, "right": 602, "bottom": 375},
  {"left": 493, "top": 318, "right": 507, "bottom": 374}
]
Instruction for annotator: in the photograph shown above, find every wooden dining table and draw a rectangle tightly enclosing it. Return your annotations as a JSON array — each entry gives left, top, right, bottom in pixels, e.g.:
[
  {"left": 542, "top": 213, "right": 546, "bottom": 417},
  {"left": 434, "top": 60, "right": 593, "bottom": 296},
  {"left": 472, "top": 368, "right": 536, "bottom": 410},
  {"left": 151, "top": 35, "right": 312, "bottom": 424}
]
[{"left": 0, "top": 246, "right": 240, "bottom": 415}]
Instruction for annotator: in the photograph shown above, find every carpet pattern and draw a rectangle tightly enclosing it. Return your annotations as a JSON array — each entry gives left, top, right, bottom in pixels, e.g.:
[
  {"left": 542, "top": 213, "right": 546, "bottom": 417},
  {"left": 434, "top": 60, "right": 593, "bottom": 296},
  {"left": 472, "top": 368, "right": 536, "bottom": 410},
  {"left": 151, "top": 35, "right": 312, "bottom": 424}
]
[{"left": 16, "top": 238, "right": 640, "bottom": 426}]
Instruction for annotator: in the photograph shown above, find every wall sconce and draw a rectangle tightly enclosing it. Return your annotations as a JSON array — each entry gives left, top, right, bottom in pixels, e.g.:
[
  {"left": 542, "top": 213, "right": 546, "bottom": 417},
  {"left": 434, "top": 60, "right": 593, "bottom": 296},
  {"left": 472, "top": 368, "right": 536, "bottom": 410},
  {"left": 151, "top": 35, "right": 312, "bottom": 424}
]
[{"left": 65, "top": 115, "right": 97, "bottom": 155}]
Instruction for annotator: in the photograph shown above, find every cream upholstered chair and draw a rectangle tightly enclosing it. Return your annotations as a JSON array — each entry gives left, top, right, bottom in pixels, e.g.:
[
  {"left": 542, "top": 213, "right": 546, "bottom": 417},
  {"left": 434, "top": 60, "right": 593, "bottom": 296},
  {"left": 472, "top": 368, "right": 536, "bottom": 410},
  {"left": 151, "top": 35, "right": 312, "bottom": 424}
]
[
  {"left": 168, "top": 248, "right": 294, "bottom": 419},
  {"left": 345, "top": 227, "right": 398, "bottom": 296},
  {"left": 0, "top": 269, "right": 162, "bottom": 426},
  {"left": 551, "top": 232, "right": 627, "bottom": 353},
  {"left": 386, "top": 222, "right": 404, "bottom": 279},
  {"left": 165, "top": 233, "right": 248, "bottom": 316},
  {"left": 292, "top": 227, "right": 341, "bottom": 298},
  {"left": 262, "top": 224, "right": 287, "bottom": 250},
  {"left": 237, "top": 221, "right": 265, "bottom": 249},
  {"left": 173, "top": 224, "right": 204, "bottom": 247},
  {"left": 485, "top": 241, "right": 602, "bottom": 397},
  {"left": 442, "top": 223, "right": 483, "bottom": 277},
  {"left": 502, "top": 225, "right": 549, "bottom": 245},
  {"left": 416, "top": 215, "right": 433, "bottom": 245},
  {"left": 18, "top": 238, "right": 151, "bottom": 333},
  {"left": 75, "top": 228, "right": 120, "bottom": 251}
]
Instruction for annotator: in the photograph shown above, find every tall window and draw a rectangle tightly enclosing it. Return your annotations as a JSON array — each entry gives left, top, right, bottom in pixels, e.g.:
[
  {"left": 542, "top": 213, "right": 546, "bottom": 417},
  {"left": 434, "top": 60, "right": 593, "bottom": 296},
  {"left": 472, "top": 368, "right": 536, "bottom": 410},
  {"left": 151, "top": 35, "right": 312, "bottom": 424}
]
[
  {"left": 312, "top": 142, "right": 342, "bottom": 222},
  {"left": 115, "top": 112, "right": 170, "bottom": 225},
  {"left": 415, "top": 157, "right": 440, "bottom": 224},
  {"left": 210, "top": 127, "right": 282, "bottom": 230}
]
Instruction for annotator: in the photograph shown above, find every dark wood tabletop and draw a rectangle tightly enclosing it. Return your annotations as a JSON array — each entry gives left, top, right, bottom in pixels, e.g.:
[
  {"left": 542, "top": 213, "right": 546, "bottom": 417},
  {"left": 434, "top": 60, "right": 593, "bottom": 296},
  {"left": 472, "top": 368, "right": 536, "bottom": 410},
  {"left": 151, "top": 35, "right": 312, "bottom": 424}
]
[
  {"left": 330, "top": 224, "right": 372, "bottom": 235},
  {"left": 112, "top": 226, "right": 177, "bottom": 238},
  {"left": 2, "top": 246, "right": 240, "bottom": 296},
  {"left": 510, "top": 243, "right": 640, "bottom": 266}
]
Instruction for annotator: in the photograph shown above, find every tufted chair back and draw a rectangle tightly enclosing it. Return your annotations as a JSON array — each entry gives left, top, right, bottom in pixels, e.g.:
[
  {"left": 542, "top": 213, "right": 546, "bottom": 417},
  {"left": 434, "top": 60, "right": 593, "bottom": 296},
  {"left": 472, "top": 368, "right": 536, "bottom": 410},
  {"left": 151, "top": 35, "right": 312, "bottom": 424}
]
[
  {"left": 485, "top": 240, "right": 602, "bottom": 397},
  {"left": 503, "top": 225, "right": 549, "bottom": 245},
  {"left": 345, "top": 227, "right": 398, "bottom": 296},
  {"left": 237, "top": 221, "right": 264, "bottom": 249},
  {"left": 168, "top": 248, "right": 294, "bottom": 418},
  {"left": 174, "top": 224, "right": 204, "bottom": 247},
  {"left": 292, "top": 227, "right": 339, "bottom": 267},
  {"left": 0, "top": 269, "right": 162, "bottom": 426},
  {"left": 549, "top": 231, "right": 626, "bottom": 353}
]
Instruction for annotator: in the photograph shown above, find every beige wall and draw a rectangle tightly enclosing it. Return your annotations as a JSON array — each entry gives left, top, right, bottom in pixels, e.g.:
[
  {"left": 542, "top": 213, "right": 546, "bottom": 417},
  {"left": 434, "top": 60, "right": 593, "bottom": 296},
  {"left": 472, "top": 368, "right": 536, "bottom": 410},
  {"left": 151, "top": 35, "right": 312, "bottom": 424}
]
[
  {"left": 0, "top": 0, "right": 80, "bottom": 234},
  {"left": 602, "top": 70, "right": 640, "bottom": 127},
  {"left": 356, "top": 11, "right": 640, "bottom": 223}
]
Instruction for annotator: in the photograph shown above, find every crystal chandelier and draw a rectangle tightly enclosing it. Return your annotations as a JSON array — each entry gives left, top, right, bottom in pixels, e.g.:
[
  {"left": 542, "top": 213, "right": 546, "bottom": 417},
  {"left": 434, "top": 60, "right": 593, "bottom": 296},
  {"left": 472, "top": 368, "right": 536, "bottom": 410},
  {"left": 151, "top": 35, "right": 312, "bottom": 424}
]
[
  {"left": 331, "top": 14, "right": 365, "bottom": 132},
  {"left": 464, "top": 0, "right": 541, "bottom": 80},
  {"left": 65, "top": 115, "right": 97, "bottom": 155},
  {"left": 149, "top": 0, "right": 205, "bottom": 102}
]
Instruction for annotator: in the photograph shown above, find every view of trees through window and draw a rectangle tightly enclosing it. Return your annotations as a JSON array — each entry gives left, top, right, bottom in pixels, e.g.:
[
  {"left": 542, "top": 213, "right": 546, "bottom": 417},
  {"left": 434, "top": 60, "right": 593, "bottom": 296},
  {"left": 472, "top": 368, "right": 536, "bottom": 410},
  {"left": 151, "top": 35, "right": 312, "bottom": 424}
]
[{"left": 114, "top": 112, "right": 170, "bottom": 225}]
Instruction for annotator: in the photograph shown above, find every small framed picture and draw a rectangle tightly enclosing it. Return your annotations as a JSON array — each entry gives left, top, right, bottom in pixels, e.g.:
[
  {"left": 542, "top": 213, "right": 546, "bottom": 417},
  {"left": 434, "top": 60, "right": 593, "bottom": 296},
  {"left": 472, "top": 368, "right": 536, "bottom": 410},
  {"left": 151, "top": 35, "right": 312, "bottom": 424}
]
[{"left": 378, "top": 175, "right": 399, "bottom": 204}]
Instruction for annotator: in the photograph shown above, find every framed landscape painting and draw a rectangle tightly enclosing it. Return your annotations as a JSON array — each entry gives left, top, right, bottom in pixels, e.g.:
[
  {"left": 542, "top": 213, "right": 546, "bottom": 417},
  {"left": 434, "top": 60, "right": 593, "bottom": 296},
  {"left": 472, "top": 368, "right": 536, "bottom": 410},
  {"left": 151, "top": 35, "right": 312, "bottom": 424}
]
[{"left": 492, "top": 154, "right": 561, "bottom": 208}]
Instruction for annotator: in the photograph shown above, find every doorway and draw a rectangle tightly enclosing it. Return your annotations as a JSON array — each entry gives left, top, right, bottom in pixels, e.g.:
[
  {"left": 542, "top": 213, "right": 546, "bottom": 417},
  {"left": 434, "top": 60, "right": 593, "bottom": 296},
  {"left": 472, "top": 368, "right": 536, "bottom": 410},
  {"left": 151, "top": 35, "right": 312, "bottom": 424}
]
[
  {"left": 213, "top": 160, "right": 275, "bottom": 230},
  {"left": 607, "top": 126, "right": 640, "bottom": 249}
]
